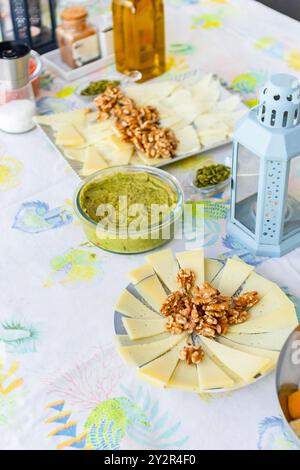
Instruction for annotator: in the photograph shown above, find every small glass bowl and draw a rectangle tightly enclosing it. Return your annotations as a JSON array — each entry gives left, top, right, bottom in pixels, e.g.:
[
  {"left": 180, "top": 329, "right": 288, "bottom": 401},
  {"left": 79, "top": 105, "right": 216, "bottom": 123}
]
[
  {"left": 191, "top": 174, "right": 231, "bottom": 198},
  {"left": 276, "top": 326, "right": 300, "bottom": 448},
  {"left": 73, "top": 165, "right": 184, "bottom": 254}
]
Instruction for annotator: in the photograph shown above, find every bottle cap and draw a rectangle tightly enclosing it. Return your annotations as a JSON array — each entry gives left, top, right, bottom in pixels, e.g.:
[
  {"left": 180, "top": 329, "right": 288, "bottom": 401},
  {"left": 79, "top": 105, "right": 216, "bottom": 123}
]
[{"left": 61, "top": 6, "right": 88, "bottom": 21}]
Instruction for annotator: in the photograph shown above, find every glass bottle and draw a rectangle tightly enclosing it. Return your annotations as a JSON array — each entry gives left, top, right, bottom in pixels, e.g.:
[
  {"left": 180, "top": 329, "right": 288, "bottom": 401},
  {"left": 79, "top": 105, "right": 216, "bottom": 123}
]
[
  {"left": 56, "top": 6, "right": 100, "bottom": 69},
  {"left": 112, "top": 0, "right": 166, "bottom": 82}
]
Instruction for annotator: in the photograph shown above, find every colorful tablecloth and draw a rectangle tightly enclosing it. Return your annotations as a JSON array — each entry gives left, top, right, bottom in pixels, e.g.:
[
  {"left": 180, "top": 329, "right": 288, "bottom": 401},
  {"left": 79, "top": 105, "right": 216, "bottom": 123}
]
[{"left": 1, "top": 0, "right": 300, "bottom": 450}]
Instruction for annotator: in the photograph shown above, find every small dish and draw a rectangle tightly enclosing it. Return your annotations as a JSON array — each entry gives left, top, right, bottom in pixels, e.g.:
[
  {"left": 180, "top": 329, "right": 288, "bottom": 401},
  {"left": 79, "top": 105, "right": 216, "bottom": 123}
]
[
  {"left": 276, "top": 325, "right": 300, "bottom": 447},
  {"left": 191, "top": 173, "right": 231, "bottom": 198},
  {"left": 73, "top": 165, "right": 184, "bottom": 254}
]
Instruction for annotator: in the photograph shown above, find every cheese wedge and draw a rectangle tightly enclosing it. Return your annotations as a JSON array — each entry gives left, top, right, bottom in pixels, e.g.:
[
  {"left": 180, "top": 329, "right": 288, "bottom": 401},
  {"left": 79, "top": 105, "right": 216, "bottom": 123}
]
[
  {"left": 123, "top": 317, "right": 166, "bottom": 340},
  {"left": 95, "top": 135, "right": 133, "bottom": 166},
  {"left": 240, "top": 272, "right": 275, "bottom": 298},
  {"left": 62, "top": 147, "right": 86, "bottom": 162},
  {"left": 115, "top": 289, "right": 160, "bottom": 319},
  {"left": 175, "top": 126, "right": 200, "bottom": 155},
  {"left": 128, "top": 264, "right": 167, "bottom": 311},
  {"left": 204, "top": 258, "right": 223, "bottom": 284},
  {"left": 55, "top": 124, "right": 85, "bottom": 147},
  {"left": 137, "top": 337, "right": 187, "bottom": 387},
  {"left": 197, "top": 353, "right": 234, "bottom": 390},
  {"left": 176, "top": 249, "right": 205, "bottom": 287},
  {"left": 117, "top": 333, "right": 187, "bottom": 366},
  {"left": 114, "top": 332, "right": 169, "bottom": 347},
  {"left": 230, "top": 304, "right": 298, "bottom": 333},
  {"left": 125, "top": 81, "right": 179, "bottom": 105},
  {"left": 81, "top": 146, "right": 108, "bottom": 176},
  {"left": 218, "top": 337, "right": 278, "bottom": 373},
  {"left": 168, "top": 361, "right": 199, "bottom": 392},
  {"left": 200, "top": 337, "right": 270, "bottom": 382},
  {"left": 248, "top": 286, "right": 294, "bottom": 320},
  {"left": 217, "top": 258, "right": 254, "bottom": 296},
  {"left": 224, "top": 327, "right": 295, "bottom": 351},
  {"left": 146, "top": 249, "right": 178, "bottom": 292}
]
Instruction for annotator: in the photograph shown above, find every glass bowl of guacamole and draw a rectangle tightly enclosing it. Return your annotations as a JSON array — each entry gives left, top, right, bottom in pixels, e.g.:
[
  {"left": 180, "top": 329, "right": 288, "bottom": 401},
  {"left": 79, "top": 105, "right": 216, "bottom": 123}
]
[{"left": 74, "top": 165, "right": 184, "bottom": 254}]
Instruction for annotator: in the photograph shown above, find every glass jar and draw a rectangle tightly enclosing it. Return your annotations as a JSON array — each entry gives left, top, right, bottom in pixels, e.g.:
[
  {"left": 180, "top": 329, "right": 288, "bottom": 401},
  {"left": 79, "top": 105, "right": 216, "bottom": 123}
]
[
  {"left": 56, "top": 6, "right": 100, "bottom": 69},
  {"left": 112, "top": 0, "right": 166, "bottom": 82}
]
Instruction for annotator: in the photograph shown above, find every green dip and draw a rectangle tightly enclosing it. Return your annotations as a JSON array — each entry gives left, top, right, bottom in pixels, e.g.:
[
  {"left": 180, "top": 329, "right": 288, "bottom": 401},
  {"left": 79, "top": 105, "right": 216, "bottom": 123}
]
[{"left": 77, "top": 172, "right": 180, "bottom": 254}]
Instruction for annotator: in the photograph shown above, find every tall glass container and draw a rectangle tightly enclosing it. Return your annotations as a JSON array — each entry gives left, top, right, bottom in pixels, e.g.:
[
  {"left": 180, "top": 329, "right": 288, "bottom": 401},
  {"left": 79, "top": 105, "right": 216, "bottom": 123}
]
[{"left": 112, "top": 0, "right": 166, "bottom": 82}]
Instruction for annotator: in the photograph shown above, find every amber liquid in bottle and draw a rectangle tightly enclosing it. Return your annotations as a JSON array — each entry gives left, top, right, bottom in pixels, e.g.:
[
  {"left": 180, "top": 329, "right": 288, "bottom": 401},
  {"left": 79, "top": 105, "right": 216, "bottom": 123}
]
[{"left": 112, "top": 0, "right": 166, "bottom": 82}]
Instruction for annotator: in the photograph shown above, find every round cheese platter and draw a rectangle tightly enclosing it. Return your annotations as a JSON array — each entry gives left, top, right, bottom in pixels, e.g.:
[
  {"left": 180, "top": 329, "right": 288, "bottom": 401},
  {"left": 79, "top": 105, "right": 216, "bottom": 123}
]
[{"left": 114, "top": 248, "right": 299, "bottom": 394}]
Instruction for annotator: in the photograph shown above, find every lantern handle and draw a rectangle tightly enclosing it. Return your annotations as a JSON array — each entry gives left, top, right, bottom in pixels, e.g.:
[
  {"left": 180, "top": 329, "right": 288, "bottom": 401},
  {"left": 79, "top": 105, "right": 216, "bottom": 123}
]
[{"left": 29, "top": 50, "right": 43, "bottom": 81}]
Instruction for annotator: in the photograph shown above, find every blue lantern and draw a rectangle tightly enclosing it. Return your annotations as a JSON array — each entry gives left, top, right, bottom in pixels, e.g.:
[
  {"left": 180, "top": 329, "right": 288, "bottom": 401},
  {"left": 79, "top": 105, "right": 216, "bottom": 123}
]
[{"left": 228, "top": 73, "right": 300, "bottom": 257}]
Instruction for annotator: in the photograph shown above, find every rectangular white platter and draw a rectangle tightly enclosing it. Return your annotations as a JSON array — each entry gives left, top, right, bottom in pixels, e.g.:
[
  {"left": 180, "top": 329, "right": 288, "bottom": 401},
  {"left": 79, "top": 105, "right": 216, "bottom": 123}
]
[{"left": 35, "top": 69, "right": 246, "bottom": 176}]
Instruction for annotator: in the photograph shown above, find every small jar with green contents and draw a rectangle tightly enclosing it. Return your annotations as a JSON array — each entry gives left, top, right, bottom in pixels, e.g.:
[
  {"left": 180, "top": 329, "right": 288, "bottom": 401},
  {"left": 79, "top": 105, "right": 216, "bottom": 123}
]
[
  {"left": 74, "top": 165, "right": 184, "bottom": 254},
  {"left": 192, "top": 163, "right": 231, "bottom": 197}
]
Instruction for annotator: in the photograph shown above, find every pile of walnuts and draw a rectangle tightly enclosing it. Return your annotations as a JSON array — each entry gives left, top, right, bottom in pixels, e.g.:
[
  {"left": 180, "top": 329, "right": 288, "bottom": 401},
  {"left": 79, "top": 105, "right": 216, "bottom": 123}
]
[
  {"left": 160, "top": 268, "right": 259, "bottom": 365},
  {"left": 94, "top": 86, "right": 178, "bottom": 159},
  {"left": 161, "top": 268, "right": 259, "bottom": 339}
]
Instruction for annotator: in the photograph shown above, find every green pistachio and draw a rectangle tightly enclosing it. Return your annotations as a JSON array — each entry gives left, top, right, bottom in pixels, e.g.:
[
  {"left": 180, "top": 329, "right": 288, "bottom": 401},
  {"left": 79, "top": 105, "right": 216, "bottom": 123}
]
[{"left": 194, "top": 164, "right": 231, "bottom": 188}]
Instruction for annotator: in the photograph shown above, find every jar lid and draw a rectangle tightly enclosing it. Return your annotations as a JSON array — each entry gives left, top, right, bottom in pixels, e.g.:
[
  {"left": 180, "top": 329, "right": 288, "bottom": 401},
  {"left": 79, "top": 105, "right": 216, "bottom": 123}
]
[{"left": 61, "top": 6, "right": 88, "bottom": 21}]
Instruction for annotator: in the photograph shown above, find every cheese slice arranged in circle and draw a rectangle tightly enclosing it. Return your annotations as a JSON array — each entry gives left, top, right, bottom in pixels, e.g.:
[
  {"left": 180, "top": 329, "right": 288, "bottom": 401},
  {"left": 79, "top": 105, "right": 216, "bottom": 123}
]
[
  {"left": 114, "top": 333, "right": 169, "bottom": 347},
  {"left": 123, "top": 317, "right": 166, "bottom": 340},
  {"left": 200, "top": 337, "right": 270, "bottom": 382},
  {"left": 218, "top": 337, "right": 278, "bottom": 373},
  {"left": 204, "top": 258, "right": 223, "bottom": 284},
  {"left": 217, "top": 258, "right": 254, "bottom": 296},
  {"left": 248, "top": 286, "right": 294, "bottom": 320},
  {"left": 146, "top": 249, "right": 179, "bottom": 292},
  {"left": 230, "top": 304, "right": 298, "bottom": 334},
  {"left": 117, "top": 333, "right": 187, "bottom": 366},
  {"left": 137, "top": 337, "right": 187, "bottom": 387},
  {"left": 168, "top": 361, "right": 199, "bottom": 392},
  {"left": 225, "top": 327, "right": 295, "bottom": 351},
  {"left": 115, "top": 289, "right": 160, "bottom": 319},
  {"left": 240, "top": 272, "right": 275, "bottom": 298},
  {"left": 197, "top": 353, "right": 234, "bottom": 390},
  {"left": 176, "top": 249, "right": 205, "bottom": 287},
  {"left": 34, "top": 108, "right": 87, "bottom": 127},
  {"left": 128, "top": 264, "right": 167, "bottom": 312}
]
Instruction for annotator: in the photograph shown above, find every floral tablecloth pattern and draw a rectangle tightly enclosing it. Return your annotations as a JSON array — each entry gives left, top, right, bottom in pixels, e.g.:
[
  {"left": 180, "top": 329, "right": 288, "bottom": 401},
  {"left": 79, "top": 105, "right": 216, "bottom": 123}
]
[{"left": 1, "top": 0, "right": 300, "bottom": 450}]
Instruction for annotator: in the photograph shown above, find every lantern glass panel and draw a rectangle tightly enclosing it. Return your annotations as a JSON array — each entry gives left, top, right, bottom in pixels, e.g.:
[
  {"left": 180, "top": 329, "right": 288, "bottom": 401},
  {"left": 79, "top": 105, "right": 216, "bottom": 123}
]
[
  {"left": 283, "top": 155, "right": 300, "bottom": 237},
  {"left": 234, "top": 143, "right": 260, "bottom": 234}
]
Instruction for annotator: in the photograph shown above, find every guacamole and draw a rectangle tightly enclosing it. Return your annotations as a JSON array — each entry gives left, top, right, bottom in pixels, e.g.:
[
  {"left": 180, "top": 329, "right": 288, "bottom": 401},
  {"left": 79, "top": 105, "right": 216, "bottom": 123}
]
[
  {"left": 77, "top": 171, "right": 181, "bottom": 254},
  {"left": 79, "top": 172, "right": 178, "bottom": 226}
]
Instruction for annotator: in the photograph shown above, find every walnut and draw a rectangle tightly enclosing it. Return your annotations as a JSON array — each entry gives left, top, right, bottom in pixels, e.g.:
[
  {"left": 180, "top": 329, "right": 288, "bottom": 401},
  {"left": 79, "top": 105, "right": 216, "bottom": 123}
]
[
  {"left": 176, "top": 268, "right": 196, "bottom": 290},
  {"left": 160, "top": 291, "right": 190, "bottom": 317},
  {"left": 234, "top": 291, "right": 259, "bottom": 309},
  {"left": 227, "top": 308, "right": 249, "bottom": 325},
  {"left": 179, "top": 343, "right": 205, "bottom": 365}
]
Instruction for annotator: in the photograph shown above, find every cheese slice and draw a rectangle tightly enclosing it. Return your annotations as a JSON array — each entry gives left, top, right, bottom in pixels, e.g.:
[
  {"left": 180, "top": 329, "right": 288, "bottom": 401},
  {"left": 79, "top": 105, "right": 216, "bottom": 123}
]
[
  {"left": 217, "top": 258, "right": 254, "bottom": 296},
  {"left": 137, "top": 337, "right": 187, "bottom": 387},
  {"left": 62, "top": 147, "right": 86, "bottom": 162},
  {"left": 114, "top": 332, "right": 169, "bottom": 347},
  {"left": 55, "top": 124, "right": 85, "bottom": 147},
  {"left": 200, "top": 337, "right": 269, "bottom": 382},
  {"left": 115, "top": 289, "right": 160, "bottom": 319},
  {"left": 123, "top": 317, "right": 166, "bottom": 340},
  {"left": 248, "top": 286, "right": 293, "bottom": 320},
  {"left": 240, "top": 272, "right": 275, "bottom": 298},
  {"left": 95, "top": 135, "right": 133, "bottom": 166},
  {"left": 176, "top": 249, "right": 205, "bottom": 287},
  {"left": 128, "top": 264, "right": 167, "bottom": 311},
  {"left": 146, "top": 249, "right": 178, "bottom": 292},
  {"left": 197, "top": 353, "right": 234, "bottom": 390},
  {"left": 34, "top": 108, "right": 87, "bottom": 127},
  {"left": 168, "top": 361, "right": 199, "bottom": 392},
  {"left": 224, "top": 327, "right": 295, "bottom": 351},
  {"left": 117, "top": 333, "right": 187, "bottom": 366},
  {"left": 218, "top": 337, "right": 278, "bottom": 373},
  {"left": 175, "top": 126, "right": 200, "bottom": 155},
  {"left": 230, "top": 304, "right": 298, "bottom": 333},
  {"left": 81, "top": 146, "right": 108, "bottom": 176},
  {"left": 204, "top": 258, "right": 223, "bottom": 284}
]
